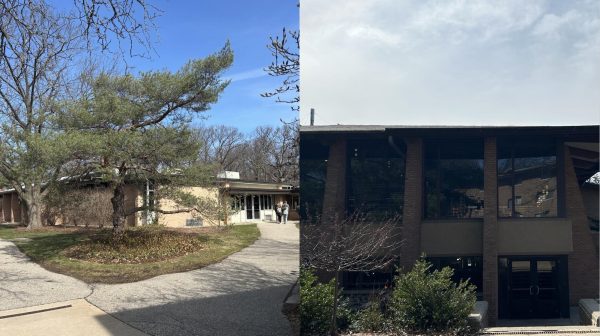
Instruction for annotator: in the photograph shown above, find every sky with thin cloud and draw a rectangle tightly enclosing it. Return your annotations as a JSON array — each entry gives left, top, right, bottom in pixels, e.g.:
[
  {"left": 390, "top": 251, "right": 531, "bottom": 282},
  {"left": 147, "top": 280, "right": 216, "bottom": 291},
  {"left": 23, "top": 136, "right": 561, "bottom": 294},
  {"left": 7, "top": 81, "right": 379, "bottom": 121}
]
[
  {"left": 300, "top": 0, "right": 600, "bottom": 126},
  {"left": 51, "top": 0, "right": 298, "bottom": 133}
]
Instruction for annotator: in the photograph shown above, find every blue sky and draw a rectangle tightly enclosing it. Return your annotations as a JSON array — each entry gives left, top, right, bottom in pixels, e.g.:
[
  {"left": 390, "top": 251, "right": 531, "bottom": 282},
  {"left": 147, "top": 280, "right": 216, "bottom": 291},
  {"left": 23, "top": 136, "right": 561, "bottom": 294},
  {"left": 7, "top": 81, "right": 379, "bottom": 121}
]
[
  {"left": 54, "top": 0, "right": 298, "bottom": 133},
  {"left": 141, "top": 1, "right": 298, "bottom": 133}
]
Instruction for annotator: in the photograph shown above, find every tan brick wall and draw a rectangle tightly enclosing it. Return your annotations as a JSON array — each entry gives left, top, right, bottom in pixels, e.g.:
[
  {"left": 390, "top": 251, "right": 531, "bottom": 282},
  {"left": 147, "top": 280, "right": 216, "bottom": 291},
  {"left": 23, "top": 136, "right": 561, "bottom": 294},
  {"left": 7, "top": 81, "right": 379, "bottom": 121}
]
[
  {"left": 400, "top": 137, "right": 423, "bottom": 271},
  {"left": 158, "top": 186, "right": 220, "bottom": 227},
  {"left": 483, "top": 137, "right": 499, "bottom": 325},
  {"left": 564, "top": 146, "right": 599, "bottom": 304}
]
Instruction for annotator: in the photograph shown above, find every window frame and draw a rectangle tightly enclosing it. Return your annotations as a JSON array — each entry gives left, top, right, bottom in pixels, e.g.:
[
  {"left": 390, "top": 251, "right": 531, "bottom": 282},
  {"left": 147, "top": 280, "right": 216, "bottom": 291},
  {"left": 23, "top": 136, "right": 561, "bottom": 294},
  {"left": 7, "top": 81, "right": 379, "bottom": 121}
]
[
  {"left": 423, "top": 138, "right": 485, "bottom": 220},
  {"left": 497, "top": 140, "right": 563, "bottom": 219}
]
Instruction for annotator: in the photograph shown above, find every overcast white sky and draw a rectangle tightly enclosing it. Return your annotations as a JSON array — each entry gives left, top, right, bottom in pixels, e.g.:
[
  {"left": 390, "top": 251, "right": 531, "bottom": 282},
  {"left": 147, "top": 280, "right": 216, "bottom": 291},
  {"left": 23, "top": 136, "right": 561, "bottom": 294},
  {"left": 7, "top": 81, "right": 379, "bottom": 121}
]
[{"left": 300, "top": 0, "right": 600, "bottom": 126}]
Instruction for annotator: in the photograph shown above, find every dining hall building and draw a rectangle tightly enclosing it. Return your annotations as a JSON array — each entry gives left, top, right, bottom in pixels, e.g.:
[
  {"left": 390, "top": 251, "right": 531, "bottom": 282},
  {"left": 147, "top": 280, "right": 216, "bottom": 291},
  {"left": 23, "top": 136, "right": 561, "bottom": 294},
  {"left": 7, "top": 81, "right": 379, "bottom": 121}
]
[{"left": 299, "top": 125, "right": 599, "bottom": 325}]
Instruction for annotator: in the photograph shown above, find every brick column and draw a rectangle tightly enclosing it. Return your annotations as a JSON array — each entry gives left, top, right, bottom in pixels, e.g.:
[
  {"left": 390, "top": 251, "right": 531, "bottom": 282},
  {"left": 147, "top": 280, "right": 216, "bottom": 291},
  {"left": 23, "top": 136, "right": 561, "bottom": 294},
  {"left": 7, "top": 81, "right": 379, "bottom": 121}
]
[
  {"left": 483, "top": 137, "right": 499, "bottom": 325},
  {"left": 400, "top": 137, "right": 423, "bottom": 271},
  {"left": 564, "top": 146, "right": 599, "bottom": 304},
  {"left": 322, "top": 138, "right": 347, "bottom": 219},
  {"left": 2, "top": 194, "right": 12, "bottom": 222}
]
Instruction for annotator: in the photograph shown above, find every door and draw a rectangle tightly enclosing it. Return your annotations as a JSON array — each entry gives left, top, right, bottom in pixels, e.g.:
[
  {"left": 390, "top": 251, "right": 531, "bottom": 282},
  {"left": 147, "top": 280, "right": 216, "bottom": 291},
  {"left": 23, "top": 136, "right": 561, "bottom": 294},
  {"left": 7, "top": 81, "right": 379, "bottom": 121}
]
[
  {"left": 507, "top": 257, "right": 561, "bottom": 319},
  {"left": 245, "top": 195, "right": 261, "bottom": 220}
]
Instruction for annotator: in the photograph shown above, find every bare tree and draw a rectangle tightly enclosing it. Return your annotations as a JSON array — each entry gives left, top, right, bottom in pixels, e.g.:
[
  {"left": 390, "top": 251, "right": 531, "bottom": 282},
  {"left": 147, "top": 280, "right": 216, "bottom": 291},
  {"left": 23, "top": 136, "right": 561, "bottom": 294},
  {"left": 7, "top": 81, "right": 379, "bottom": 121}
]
[
  {"left": 195, "top": 125, "right": 246, "bottom": 172},
  {"left": 262, "top": 27, "right": 299, "bottom": 111},
  {"left": 0, "top": 0, "right": 158, "bottom": 228},
  {"left": 301, "top": 211, "right": 403, "bottom": 336},
  {"left": 270, "top": 120, "right": 299, "bottom": 184}
]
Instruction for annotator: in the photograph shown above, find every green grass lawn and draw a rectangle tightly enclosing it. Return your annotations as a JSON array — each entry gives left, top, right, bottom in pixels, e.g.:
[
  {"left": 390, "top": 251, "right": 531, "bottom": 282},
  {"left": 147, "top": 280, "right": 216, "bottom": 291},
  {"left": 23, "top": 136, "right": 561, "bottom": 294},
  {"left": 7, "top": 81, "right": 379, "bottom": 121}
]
[{"left": 0, "top": 224, "right": 260, "bottom": 284}]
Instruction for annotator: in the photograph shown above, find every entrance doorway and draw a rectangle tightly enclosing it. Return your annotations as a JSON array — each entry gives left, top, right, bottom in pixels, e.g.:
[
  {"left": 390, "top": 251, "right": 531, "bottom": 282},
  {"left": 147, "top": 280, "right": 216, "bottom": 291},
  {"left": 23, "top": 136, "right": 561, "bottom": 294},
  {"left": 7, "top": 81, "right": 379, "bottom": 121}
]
[
  {"left": 499, "top": 256, "right": 569, "bottom": 319},
  {"left": 245, "top": 195, "right": 260, "bottom": 220}
]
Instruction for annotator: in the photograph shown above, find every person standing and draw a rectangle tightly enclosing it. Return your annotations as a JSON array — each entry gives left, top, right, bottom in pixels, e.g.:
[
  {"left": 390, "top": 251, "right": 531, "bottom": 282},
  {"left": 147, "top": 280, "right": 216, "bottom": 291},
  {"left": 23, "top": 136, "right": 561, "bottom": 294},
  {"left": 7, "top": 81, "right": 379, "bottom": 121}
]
[
  {"left": 282, "top": 201, "right": 289, "bottom": 224},
  {"left": 276, "top": 201, "right": 283, "bottom": 223}
]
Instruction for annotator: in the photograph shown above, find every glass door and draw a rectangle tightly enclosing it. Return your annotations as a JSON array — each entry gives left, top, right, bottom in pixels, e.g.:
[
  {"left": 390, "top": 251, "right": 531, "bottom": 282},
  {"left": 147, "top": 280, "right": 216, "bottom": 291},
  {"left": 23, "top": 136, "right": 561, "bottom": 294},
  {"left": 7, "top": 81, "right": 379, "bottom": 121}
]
[
  {"left": 505, "top": 257, "right": 562, "bottom": 319},
  {"left": 253, "top": 195, "right": 260, "bottom": 219},
  {"left": 509, "top": 260, "right": 533, "bottom": 318},
  {"left": 245, "top": 195, "right": 261, "bottom": 220},
  {"left": 246, "top": 195, "right": 252, "bottom": 219},
  {"left": 535, "top": 260, "right": 560, "bottom": 318}
]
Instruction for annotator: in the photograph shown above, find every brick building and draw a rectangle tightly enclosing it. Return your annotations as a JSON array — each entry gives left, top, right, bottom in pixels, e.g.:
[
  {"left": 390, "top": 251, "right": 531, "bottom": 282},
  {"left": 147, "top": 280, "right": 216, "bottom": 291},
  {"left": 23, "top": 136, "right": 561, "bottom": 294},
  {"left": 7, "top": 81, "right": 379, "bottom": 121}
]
[
  {"left": 0, "top": 173, "right": 298, "bottom": 228},
  {"left": 300, "top": 125, "right": 599, "bottom": 325}
]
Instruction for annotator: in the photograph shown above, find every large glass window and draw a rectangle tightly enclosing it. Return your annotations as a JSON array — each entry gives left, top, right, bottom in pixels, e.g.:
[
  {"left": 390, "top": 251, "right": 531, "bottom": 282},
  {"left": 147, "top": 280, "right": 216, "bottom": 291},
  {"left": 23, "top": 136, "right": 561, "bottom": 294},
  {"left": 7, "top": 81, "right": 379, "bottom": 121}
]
[
  {"left": 425, "top": 139, "right": 484, "bottom": 219},
  {"left": 347, "top": 138, "right": 406, "bottom": 219},
  {"left": 341, "top": 270, "right": 394, "bottom": 291},
  {"left": 299, "top": 138, "right": 329, "bottom": 219},
  {"left": 428, "top": 256, "right": 483, "bottom": 299},
  {"left": 498, "top": 140, "right": 557, "bottom": 218}
]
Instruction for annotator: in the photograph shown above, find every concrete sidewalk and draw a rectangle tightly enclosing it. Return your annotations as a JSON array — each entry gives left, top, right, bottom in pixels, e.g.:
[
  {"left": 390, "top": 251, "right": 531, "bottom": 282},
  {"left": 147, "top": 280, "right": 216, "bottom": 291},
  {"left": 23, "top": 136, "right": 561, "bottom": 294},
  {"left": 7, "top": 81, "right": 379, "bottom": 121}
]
[
  {"left": 0, "top": 239, "right": 91, "bottom": 310},
  {"left": 87, "top": 222, "right": 299, "bottom": 336},
  {"left": 0, "top": 299, "right": 147, "bottom": 336},
  {"left": 1, "top": 223, "right": 299, "bottom": 336},
  {"left": 482, "top": 325, "right": 600, "bottom": 335}
]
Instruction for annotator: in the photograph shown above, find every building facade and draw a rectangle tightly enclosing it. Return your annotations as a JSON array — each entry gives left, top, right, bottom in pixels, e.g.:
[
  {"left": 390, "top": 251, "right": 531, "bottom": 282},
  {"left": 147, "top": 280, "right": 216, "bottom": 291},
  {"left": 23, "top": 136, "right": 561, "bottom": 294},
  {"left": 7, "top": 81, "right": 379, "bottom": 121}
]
[
  {"left": 0, "top": 175, "right": 298, "bottom": 228},
  {"left": 300, "top": 125, "right": 599, "bottom": 325}
]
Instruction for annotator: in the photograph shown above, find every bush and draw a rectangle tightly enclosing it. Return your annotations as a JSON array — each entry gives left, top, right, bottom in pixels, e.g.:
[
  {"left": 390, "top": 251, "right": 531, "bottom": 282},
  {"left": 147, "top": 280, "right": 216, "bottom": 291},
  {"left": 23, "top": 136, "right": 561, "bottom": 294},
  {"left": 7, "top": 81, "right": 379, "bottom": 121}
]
[
  {"left": 351, "top": 295, "right": 388, "bottom": 333},
  {"left": 299, "top": 268, "right": 353, "bottom": 335},
  {"left": 388, "top": 259, "right": 477, "bottom": 335}
]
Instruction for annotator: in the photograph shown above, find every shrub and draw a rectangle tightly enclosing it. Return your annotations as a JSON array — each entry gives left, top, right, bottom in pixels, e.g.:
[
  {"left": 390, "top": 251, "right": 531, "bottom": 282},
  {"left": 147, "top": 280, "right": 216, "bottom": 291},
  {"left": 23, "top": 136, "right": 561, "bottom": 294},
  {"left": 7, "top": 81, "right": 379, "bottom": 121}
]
[
  {"left": 388, "top": 259, "right": 477, "bottom": 335},
  {"left": 351, "top": 295, "right": 387, "bottom": 333},
  {"left": 299, "top": 268, "right": 353, "bottom": 335}
]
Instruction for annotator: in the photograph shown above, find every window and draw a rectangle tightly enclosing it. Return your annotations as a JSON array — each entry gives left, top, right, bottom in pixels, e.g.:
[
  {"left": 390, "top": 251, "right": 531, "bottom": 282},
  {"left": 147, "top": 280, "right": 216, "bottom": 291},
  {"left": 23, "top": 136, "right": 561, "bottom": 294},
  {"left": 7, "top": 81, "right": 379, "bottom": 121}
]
[
  {"left": 347, "top": 138, "right": 406, "bottom": 219},
  {"left": 428, "top": 256, "right": 483, "bottom": 299},
  {"left": 258, "top": 195, "right": 272, "bottom": 210},
  {"left": 230, "top": 195, "right": 244, "bottom": 210},
  {"left": 186, "top": 218, "right": 202, "bottom": 226},
  {"left": 341, "top": 270, "right": 394, "bottom": 291},
  {"left": 425, "top": 139, "right": 484, "bottom": 219},
  {"left": 498, "top": 139, "right": 558, "bottom": 218},
  {"left": 299, "top": 138, "right": 329, "bottom": 219}
]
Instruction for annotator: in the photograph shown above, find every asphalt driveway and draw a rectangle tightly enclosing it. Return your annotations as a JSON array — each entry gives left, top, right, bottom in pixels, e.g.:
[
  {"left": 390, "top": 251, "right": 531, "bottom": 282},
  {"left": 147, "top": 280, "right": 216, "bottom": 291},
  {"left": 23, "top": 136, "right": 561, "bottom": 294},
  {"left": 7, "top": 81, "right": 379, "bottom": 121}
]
[{"left": 0, "top": 223, "right": 299, "bottom": 336}]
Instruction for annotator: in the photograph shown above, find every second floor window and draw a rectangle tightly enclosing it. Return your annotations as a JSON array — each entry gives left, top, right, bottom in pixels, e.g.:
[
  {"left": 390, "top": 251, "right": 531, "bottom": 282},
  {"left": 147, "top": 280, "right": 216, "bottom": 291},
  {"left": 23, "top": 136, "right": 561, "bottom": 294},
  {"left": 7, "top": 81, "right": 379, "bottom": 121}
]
[
  {"left": 498, "top": 139, "right": 558, "bottom": 218},
  {"left": 425, "top": 139, "right": 484, "bottom": 219}
]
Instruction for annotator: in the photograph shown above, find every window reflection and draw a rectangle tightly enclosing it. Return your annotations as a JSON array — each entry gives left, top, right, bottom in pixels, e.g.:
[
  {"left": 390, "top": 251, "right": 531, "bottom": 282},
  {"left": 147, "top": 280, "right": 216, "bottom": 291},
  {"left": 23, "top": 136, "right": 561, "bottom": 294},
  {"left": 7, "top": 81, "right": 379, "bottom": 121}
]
[
  {"left": 425, "top": 139, "right": 484, "bottom": 219},
  {"left": 299, "top": 138, "right": 329, "bottom": 219},
  {"left": 498, "top": 140, "right": 557, "bottom": 218},
  {"left": 347, "top": 139, "right": 406, "bottom": 219}
]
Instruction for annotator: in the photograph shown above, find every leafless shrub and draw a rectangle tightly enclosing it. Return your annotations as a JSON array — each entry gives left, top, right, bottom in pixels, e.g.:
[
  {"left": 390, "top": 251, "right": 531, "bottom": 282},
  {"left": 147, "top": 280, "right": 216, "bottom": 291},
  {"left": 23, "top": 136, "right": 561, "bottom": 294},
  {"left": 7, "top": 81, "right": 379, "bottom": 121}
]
[{"left": 300, "top": 210, "right": 403, "bottom": 335}]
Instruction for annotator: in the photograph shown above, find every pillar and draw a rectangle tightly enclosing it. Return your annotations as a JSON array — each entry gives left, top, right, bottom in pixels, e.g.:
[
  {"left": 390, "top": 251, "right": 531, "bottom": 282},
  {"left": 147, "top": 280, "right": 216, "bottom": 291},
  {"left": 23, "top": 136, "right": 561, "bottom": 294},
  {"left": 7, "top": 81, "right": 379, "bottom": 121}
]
[
  {"left": 483, "top": 137, "right": 499, "bottom": 325},
  {"left": 400, "top": 137, "right": 424, "bottom": 271}
]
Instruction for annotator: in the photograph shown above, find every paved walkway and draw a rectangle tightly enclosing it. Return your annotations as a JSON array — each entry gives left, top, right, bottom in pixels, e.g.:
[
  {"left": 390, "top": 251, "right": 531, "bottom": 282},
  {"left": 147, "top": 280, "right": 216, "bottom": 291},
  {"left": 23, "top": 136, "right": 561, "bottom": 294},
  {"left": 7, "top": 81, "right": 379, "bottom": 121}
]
[
  {"left": 0, "top": 239, "right": 91, "bottom": 310},
  {"left": 0, "top": 223, "right": 299, "bottom": 336},
  {"left": 482, "top": 325, "right": 600, "bottom": 335},
  {"left": 0, "top": 299, "right": 146, "bottom": 336}
]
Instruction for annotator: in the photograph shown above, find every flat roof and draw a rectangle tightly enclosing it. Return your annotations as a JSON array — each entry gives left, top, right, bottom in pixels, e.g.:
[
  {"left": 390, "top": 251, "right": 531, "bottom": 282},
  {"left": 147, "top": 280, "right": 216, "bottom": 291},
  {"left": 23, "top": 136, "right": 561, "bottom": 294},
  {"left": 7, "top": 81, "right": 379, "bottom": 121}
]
[
  {"left": 301, "top": 125, "right": 599, "bottom": 139},
  {"left": 301, "top": 124, "right": 599, "bottom": 132}
]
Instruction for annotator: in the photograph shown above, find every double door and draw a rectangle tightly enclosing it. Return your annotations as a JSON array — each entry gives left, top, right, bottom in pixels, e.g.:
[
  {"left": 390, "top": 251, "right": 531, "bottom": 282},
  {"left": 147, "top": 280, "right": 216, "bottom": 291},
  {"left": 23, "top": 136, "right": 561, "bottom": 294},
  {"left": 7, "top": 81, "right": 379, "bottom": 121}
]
[
  {"left": 245, "top": 195, "right": 260, "bottom": 220},
  {"left": 502, "top": 256, "right": 567, "bottom": 319}
]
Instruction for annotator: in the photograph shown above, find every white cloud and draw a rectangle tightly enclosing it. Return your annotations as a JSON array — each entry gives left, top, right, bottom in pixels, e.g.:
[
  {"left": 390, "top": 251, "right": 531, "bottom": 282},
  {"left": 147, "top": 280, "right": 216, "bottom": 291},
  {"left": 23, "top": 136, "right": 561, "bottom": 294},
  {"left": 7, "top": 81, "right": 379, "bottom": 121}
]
[
  {"left": 301, "top": 0, "right": 600, "bottom": 126},
  {"left": 227, "top": 68, "right": 267, "bottom": 82}
]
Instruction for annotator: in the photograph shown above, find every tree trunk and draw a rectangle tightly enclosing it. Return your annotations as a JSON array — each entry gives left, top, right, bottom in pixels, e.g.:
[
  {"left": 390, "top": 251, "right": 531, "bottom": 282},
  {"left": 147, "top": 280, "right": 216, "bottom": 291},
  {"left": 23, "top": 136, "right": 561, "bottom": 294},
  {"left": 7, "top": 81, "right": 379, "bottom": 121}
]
[
  {"left": 19, "top": 185, "right": 44, "bottom": 229},
  {"left": 111, "top": 183, "right": 127, "bottom": 237},
  {"left": 27, "top": 200, "right": 43, "bottom": 229},
  {"left": 330, "top": 269, "right": 340, "bottom": 336}
]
